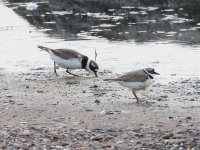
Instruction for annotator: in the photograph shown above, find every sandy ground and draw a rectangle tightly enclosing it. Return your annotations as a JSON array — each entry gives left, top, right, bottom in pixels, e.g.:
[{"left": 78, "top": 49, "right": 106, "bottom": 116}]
[
  {"left": 0, "top": 69, "right": 200, "bottom": 128},
  {"left": 0, "top": 69, "right": 200, "bottom": 148}
]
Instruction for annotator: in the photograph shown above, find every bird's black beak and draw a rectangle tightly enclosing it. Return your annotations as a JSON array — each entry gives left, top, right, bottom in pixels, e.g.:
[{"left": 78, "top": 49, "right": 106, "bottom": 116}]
[
  {"left": 94, "top": 71, "right": 98, "bottom": 77},
  {"left": 154, "top": 71, "right": 160, "bottom": 75}
]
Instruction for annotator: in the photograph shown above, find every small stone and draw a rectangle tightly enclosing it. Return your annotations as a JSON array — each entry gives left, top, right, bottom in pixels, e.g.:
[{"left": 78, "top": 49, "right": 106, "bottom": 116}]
[
  {"left": 90, "top": 85, "right": 98, "bottom": 88},
  {"left": 132, "top": 128, "right": 141, "bottom": 132},
  {"left": 17, "top": 103, "right": 24, "bottom": 105},
  {"left": 104, "top": 136, "right": 114, "bottom": 141},
  {"left": 95, "top": 100, "right": 100, "bottom": 104},
  {"left": 31, "top": 67, "right": 45, "bottom": 70},
  {"left": 6, "top": 95, "right": 13, "bottom": 98},
  {"left": 66, "top": 81, "right": 79, "bottom": 85},
  {"left": 186, "top": 116, "right": 192, "bottom": 120},
  {"left": 169, "top": 116, "right": 174, "bottom": 119},
  {"left": 9, "top": 100, "right": 15, "bottom": 104},
  {"left": 106, "top": 110, "right": 114, "bottom": 115},
  {"left": 2, "top": 102, "right": 9, "bottom": 106},
  {"left": 85, "top": 109, "right": 93, "bottom": 112},
  {"left": 116, "top": 140, "right": 124, "bottom": 144},
  {"left": 163, "top": 133, "right": 173, "bottom": 139},
  {"left": 37, "top": 90, "right": 44, "bottom": 93},
  {"left": 91, "top": 135, "right": 104, "bottom": 141},
  {"left": 52, "top": 101, "right": 59, "bottom": 105}
]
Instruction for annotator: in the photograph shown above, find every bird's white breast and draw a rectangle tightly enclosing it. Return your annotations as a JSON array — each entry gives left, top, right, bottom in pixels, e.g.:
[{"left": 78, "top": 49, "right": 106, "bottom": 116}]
[
  {"left": 49, "top": 51, "right": 82, "bottom": 69},
  {"left": 118, "top": 78, "right": 153, "bottom": 91}
]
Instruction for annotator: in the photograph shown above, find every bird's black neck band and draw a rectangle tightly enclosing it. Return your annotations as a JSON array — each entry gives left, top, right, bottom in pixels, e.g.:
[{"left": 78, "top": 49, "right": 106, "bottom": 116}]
[
  {"left": 143, "top": 69, "right": 154, "bottom": 79},
  {"left": 81, "top": 56, "right": 88, "bottom": 69}
]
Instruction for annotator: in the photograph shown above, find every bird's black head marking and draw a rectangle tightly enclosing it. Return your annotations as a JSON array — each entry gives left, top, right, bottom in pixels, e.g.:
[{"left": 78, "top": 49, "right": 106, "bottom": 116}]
[
  {"left": 145, "top": 68, "right": 160, "bottom": 75},
  {"left": 89, "top": 60, "right": 99, "bottom": 77},
  {"left": 81, "top": 56, "right": 89, "bottom": 69}
]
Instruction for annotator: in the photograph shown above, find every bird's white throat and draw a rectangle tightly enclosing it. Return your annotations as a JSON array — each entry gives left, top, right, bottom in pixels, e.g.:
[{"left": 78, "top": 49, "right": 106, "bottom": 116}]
[{"left": 85, "top": 59, "right": 92, "bottom": 73}]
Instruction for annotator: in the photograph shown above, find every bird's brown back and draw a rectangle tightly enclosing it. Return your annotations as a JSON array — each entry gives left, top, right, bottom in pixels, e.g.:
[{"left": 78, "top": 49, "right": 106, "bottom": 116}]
[
  {"left": 116, "top": 69, "right": 148, "bottom": 82},
  {"left": 51, "top": 49, "right": 86, "bottom": 60}
]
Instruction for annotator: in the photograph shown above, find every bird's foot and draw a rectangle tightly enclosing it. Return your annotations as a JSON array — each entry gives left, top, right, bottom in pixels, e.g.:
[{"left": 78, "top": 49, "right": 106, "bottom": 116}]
[{"left": 66, "top": 69, "right": 79, "bottom": 77}]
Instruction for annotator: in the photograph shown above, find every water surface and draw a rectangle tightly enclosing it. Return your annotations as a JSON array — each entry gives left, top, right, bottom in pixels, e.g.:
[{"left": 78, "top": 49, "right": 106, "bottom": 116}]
[{"left": 0, "top": 1, "right": 200, "bottom": 82}]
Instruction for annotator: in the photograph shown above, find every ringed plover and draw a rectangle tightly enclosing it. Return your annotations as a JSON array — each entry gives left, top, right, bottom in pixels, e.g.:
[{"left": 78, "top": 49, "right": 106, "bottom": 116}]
[
  {"left": 38, "top": 45, "right": 99, "bottom": 76},
  {"left": 105, "top": 68, "right": 159, "bottom": 103}
]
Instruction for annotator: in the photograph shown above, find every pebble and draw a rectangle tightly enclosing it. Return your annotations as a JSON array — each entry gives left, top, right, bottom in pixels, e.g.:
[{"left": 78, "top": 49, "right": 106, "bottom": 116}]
[
  {"left": 95, "top": 100, "right": 100, "bottom": 104},
  {"left": 6, "top": 95, "right": 13, "bottom": 98},
  {"left": 186, "top": 116, "right": 192, "bottom": 120},
  {"left": 37, "top": 90, "right": 44, "bottom": 93},
  {"left": 90, "top": 85, "right": 98, "bottom": 88},
  {"left": 0, "top": 125, "right": 200, "bottom": 149},
  {"left": 85, "top": 109, "right": 93, "bottom": 112},
  {"left": 91, "top": 135, "right": 104, "bottom": 141},
  {"left": 66, "top": 81, "right": 80, "bottom": 85}
]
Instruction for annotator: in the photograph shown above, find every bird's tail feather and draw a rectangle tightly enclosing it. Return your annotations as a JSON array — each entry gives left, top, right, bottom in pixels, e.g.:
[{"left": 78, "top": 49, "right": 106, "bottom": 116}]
[{"left": 37, "top": 45, "right": 53, "bottom": 52}]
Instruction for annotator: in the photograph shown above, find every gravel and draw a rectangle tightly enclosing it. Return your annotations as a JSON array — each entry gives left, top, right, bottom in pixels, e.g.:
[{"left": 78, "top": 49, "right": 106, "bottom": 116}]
[{"left": 0, "top": 125, "right": 200, "bottom": 149}]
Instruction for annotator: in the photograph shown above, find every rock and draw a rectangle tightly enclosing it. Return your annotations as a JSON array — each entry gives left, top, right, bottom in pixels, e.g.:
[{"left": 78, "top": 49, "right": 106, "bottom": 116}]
[
  {"left": 31, "top": 67, "right": 45, "bottom": 70},
  {"left": 85, "top": 109, "right": 93, "bottom": 112},
  {"left": 116, "top": 140, "right": 124, "bottom": 144},
  {"left": 9, "top": 100, "right": 15, "bottom": 104},
  {"left": 104, "top": 136, "right": 114, "bottom": 141},
  {"left": 53, "top": 117, "right": 65, "bottom": 123},
  {"left": 37, "top": 90, "right": 44, "bottom": 93},
  {"left": 163, "top": 133, "right": 174, "bottom": 139},
  {"left": 17, "top": 103, "right": 24, "bottom": 105},
  {"left": 132, "top": 128, "right": 141, "bottom": 132},
  {"left": 66, "top": 81, "right": 80, "bottom": 85},
  {"left": 6, "top": 95, "right": 13, "bottom": 98},
  {"left": 91, "top": 135, "right": 104, "bottom": 141},
  {"left": 2, "top": 102, "right": 9, "bottom": 106},
  {"left": 101, "top": 144, "right": 112, "bottom": 148},
  {"left": 161, "top": 95, "right": 168, "bottom": 98},
  {"left": 186, "top": 116, "right": 192, "bottom": 120},
  {"left": 181, "top": 79, "right": 190, "bottom": 84},
  {"left": 52, "top": 102, "right": 58, "bottom": 105},
  {"left": 90, "top": 85, "right": 98, "bottom": 88},
  {"left": 95, "top": 100, "right": 100, "bottom": 104}
]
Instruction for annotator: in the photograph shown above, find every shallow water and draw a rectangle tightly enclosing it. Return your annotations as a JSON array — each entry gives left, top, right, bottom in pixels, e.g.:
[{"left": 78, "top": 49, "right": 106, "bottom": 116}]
[{"left": 0, "top": 2, "right": 200, "bottom": 82}]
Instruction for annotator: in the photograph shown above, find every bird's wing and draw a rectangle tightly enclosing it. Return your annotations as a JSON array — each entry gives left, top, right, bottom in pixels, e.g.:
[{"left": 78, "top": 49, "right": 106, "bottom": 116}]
[
  {"left": 51, "top": 49, "right": 85, "bottom": 60},
  {"left": 116, "top": 69, "right": 148, "bottom": 82}
]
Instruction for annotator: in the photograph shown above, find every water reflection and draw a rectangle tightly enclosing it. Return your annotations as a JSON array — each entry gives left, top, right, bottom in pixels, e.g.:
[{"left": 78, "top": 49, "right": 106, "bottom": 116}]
[{"left": 6, "top": 0, "right": 200, "bottom": 43}]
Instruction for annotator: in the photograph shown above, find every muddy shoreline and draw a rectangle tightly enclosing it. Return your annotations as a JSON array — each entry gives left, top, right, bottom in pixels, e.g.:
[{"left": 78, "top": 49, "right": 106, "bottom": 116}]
[{"left": 0, "top": 70, "right": 200, "bottom": 148}]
